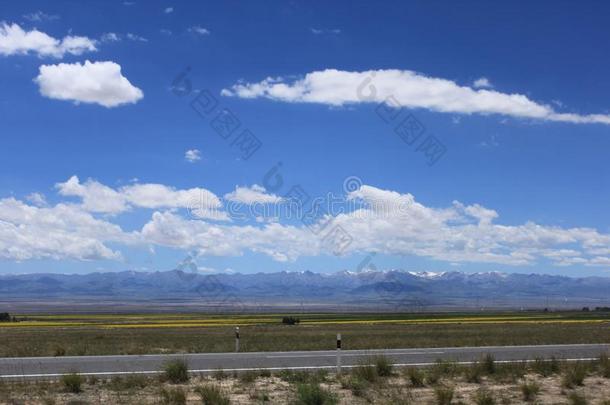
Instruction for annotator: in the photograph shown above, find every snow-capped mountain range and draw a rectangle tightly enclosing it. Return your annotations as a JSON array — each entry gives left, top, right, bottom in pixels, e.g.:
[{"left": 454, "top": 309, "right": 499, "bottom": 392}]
[{"left": 1, "top": 269, "right": 609, "bottom": 310}]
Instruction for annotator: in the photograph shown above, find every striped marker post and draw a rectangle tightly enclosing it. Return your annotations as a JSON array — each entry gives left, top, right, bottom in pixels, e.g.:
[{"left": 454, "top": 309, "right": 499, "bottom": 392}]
[
  {"left": 235, "top": 327, "right": 240, "bottom": 352},
  {"left": 336, "top": 333, "right": 342, "bottom": 374}
]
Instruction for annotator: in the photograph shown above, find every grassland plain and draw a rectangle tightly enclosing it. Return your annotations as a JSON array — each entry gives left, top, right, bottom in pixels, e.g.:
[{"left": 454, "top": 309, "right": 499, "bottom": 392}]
[{"left": 0, "top": 311, "right": 609, "bottom": 357}]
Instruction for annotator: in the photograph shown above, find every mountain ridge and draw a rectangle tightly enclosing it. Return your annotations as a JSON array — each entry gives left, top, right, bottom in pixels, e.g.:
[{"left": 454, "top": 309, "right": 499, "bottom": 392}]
[{"left": 1, "top": 269, "right": 609, "bottom": 310}]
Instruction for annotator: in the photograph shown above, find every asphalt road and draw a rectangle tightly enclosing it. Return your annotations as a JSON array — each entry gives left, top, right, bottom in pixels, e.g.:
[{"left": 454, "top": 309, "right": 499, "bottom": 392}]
[{"left": 0, "top": 344, "right": 608, "bottom": 379}]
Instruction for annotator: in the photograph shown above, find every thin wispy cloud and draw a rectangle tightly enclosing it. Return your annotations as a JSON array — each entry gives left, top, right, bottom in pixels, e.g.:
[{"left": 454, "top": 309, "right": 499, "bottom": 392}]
[
  {"left": 310, "top": 27, "right": 341, "bottom": 35},
  {"left": 100, "top": 32, "right": 148, "bottom": 43},
  {"left": 222, "top": 68, "right": 610, "bottom": 125},
  {"left": 100, "top": 32, "right": 120, "bottom": 42},
  {"left": 188, "top": 25, "right": 210, "bottom": 36},
  {"left": 126, "top": 33, "right": 148, "bottom": 42},
  {"left": 23, "top": 11, "right": 60, "bottom": 22}
]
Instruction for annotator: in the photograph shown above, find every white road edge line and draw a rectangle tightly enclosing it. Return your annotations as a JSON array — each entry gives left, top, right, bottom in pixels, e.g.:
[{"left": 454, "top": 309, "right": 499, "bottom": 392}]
[
  {"left": 266, "top": 351, "right": 445, "bottom": 358},
  {"left": 0, "top": 357, "right": 599, "bottom": 379},
  {"left": 5, "top": 343, "right": 608, "bottom": 361}
]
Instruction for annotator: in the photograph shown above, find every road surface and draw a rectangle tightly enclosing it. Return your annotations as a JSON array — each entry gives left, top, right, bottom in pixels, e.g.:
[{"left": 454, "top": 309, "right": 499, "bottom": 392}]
[{"left": 0, "top": 344, "right": 607, "bottom": 379}]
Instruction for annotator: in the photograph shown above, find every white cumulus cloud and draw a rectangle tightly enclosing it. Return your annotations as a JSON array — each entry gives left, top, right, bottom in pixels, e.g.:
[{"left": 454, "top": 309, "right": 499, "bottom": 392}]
[
  {"left": 4, "top": 178, "right": 610, "bottom": 269},
  {"left": 0, "top": 198, "right": 129, "bottom": 261},
  {"left": 55, "top": 176, "right": 227, "bottom": 221},
  {"left": 184, "top": 149, "right": 201, "bottom": 162},
  {"left": 34, "top": 60, "right": 143, "bottom": 107},
  {"left": 224, "top": 185, "right": 283, "bottom": 204},
  {"left": 473, "top": 77, "right": 493, "bottom": 89},
  {"left": 0, "top": 22, "right": 96, "bottom": 58},
  {"left": 222, "top": 69, "right": 610, "bottom": 125}
]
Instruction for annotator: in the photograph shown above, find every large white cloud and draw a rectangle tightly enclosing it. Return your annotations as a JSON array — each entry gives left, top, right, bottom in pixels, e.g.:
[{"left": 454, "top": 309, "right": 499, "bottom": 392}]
[
  {"left": 56, "top": 176, "right": 227, "bottom": 220},
  {"left": 222, "top": 69, "right": 610, "bottom": 125},
  {"left": 0, "top": 22, "right": 96, "bottom": 58},
  {"left": 140, "top": 184, "right": 610, "bottom": 267},
  {"left": 0, "top": 198, "right": 130, "bottom": 261},
  {"left": 35, "top": 60, "right": 143, "bottom": 107},
  {"left": 3, "top": 178, "right": 610, "bottom": 268}
]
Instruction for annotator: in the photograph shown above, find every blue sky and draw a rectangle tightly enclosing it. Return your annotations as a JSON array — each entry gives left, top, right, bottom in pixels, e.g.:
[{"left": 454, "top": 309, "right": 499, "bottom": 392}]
[{"left": 1, "top": 0, "right": 610, "bottom": 276}]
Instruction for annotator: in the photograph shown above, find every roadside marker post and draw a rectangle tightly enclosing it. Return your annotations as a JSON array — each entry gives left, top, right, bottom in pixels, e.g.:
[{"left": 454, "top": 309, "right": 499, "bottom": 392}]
[
  {"left": 336, "top": 333, "right": 342, "bottom": 374},
  {"left": 235, "top": 327, "right": 240, "bottom": 352}
]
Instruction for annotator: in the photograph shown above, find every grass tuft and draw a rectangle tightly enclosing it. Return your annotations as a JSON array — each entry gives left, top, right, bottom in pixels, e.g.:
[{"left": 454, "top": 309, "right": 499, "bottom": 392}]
[
  {"left": 195, "top": 384, "right": 231, "bottom": 405},
  {"left": 599, "top": 353, "right": 610, "bottom": 378},
  {"left": 61, "top": 372, "right": 83, "bottom": 393},
  {"left": 520, "top": 380, "right": 540, "bottom": 402},
  {"left": 532, "top": 356, "right": 560, "bottom": 376},
  {"left": 294, "top": 383, "right": 338, "bottom": 405},
  {"left": 434, "top": 384, "right": 454, "bottom": 405},
  {"left": 567, "top": 391, "right": 587, "bottom": 405},
  {"left": 159, "top": 386, "right": 186, "bottom": 405},
  {"left": 163, "top": 359, "right": 189, "bottom": 384},
  {"left": 405, "top": 367, "right": 425, "bottom": 387},
  {"left": 562, "top": 362, "right": 587, "bottom": 388},
  {"left": 481, "top": 354, "right": 496, "bottom": 375},
  {"left": 374, "top": 355, "right": 393, "bottom": 377},
  {"left": 472, "top": 387, "right": 495, "bottom": 405}
]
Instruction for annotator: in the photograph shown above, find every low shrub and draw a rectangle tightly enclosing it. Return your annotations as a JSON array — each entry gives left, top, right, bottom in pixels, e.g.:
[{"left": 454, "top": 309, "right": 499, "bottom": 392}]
[
  {"left": 520, "top": 380, "right": 540, "bottom": 402},
  {"left": 532, "top": 356, "right": 560, "bottom": 376},
  {"left": 434, "top": 384, "right": 454, "bottom": 405},
  {"left": 562, "top": 362, "right": 587, "bottom": 388},
  {"left": 164, "top": 359, "right": 189, "bottom": 384},
  {"left": 473, "top": 387, "right": 495, "bottom": 405},
  {"left": 159, "top": 387, "right": 186, "bottom": 405},
  {"left": 294, "top": 383, "right": 338, "bottom": 405},
  {"left": 481, "top": 354, "right": 496, "bottom": 375},
  {"left": 258, "top": 369, "right": 272, "bottom": 378},
  {"left": 405, "top": 367, "right": 425, "bottom": 387},
  {"left": 466, "top": 363, "right": 483, "bottom": 383},
  {"left": 599, "top": 353, "right": 610, "bottom": 378},
  {"left": 353, "top": 363, "right": 378, "bottom": 383},
  {"left": 567, "top": 391, "right": 587, "bottom": 405},
  {"left": 374, "top": 355, "right": 393, "bottom": 377},
  {"left": 341, "top": 376, "right": 368, "bottom": 397},
  {"left": 61, "top": 372, "right": 83, "bottom": 393},
  {"left": 238, "top": 370, "right": 258, "bottom": 384},
  {"left": 249, "top": 389, "right": 270, "bottom": 402},
  {"left": 195, "top": 384, "right": 231, "bottom": 405},
  {"left": 278, "top": 369, "right": 325, "bottom": 384},
  {"left": 213, "top": 368, "right": 227, "bottom": 380},
  {"left": 109, "top": 374, "right": 149, "bottom": 391},
  {"left": 493, "top": 362, "right": 527, "bottom": 383}
]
